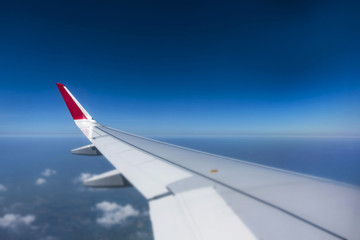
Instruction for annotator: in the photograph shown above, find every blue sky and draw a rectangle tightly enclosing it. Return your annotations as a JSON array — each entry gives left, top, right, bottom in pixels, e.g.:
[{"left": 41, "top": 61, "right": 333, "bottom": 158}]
[{"left": 0, "top": 0, "right": 359, "bottom": 136}]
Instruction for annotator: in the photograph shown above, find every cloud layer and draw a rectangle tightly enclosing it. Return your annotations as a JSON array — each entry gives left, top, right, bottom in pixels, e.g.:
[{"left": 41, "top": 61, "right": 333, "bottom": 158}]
[
  {"left": 0, "top": 214, "right": 35, "bottom": 230},
  {"left": 95, "top": 201, "right": 139, "bottom": 227}
]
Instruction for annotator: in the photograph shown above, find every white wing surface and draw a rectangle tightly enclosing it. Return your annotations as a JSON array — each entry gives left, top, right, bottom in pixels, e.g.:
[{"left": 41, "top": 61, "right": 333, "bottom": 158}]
[{"left": 56, "top": 83, "right": 360, "bottom": 240}]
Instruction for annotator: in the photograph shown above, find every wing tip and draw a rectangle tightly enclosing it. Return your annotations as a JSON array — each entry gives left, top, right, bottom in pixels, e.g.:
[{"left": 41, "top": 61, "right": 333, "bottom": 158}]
[{"left": 56, "top": 83, "right": 89, "bottom": 120}]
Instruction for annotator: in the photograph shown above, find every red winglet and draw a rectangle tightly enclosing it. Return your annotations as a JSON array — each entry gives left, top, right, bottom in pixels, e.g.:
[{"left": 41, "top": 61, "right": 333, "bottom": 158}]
[{"left": 56, "top": 83, "right": 88, "bottom": 120}]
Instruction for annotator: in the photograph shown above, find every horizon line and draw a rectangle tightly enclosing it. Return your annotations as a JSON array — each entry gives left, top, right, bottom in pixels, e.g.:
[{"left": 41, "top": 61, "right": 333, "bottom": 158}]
[{"left": 1, "top": 133, "right": 360, "bottom": 139}]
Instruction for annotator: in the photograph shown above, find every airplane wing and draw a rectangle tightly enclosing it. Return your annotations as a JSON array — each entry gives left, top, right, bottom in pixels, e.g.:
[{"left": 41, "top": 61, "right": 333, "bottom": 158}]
[{"left": 56, "top": 83, "right": 360, "bottom": 240}]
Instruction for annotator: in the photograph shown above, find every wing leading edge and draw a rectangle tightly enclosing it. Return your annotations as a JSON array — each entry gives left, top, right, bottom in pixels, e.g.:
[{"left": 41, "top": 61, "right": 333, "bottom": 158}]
[{"left": 56, "top": 83, "right": 360, "bottom": 240}]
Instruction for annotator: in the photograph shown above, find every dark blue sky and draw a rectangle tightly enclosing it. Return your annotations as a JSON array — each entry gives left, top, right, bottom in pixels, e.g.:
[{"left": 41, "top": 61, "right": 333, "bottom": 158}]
[{"left": 1, "top": 0, "right": 359, "bottom": 136}]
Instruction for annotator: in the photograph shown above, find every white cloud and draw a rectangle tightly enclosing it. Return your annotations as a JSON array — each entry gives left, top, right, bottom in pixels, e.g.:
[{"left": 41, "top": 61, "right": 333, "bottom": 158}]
[
  {"left": 0, "top": 214, "right": 35, "bottom": 230},
  {"left": 0, "top": 184, "right": 7, "bottom": 192},
  {"left": 35, "top": 178, "right": 46, "bottom": 185},
  {"left": 34, "top": 169, "right": 56, "bottom": 186},
  {"left": 41, "top": 169, "right": 56, "bottom": 177},
  {"left": 74, "top": 173, "right": 97, "bottom": 183},
  {"left": 95, "top": 201, "right": 139, "bottom": 227}
]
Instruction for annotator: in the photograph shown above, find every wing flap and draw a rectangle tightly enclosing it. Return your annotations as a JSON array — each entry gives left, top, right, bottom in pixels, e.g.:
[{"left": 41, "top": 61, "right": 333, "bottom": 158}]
[{"left": 150, "top": 187, "right": 257, "bottom": 240}]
